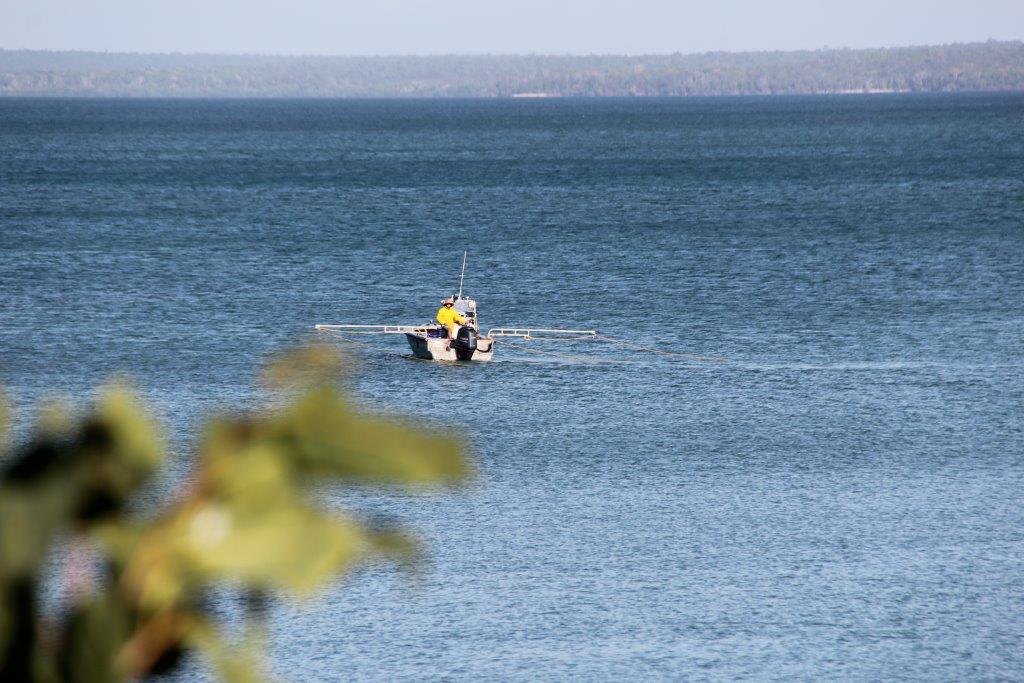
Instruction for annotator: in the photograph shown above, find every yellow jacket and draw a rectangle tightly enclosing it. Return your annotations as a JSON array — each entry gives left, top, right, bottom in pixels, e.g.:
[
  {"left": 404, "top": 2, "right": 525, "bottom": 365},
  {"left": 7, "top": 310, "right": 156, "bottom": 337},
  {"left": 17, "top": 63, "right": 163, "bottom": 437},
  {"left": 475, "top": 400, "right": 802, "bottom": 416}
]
[{"left": 436, "top": 305, "right": 466, "bottom": 333}]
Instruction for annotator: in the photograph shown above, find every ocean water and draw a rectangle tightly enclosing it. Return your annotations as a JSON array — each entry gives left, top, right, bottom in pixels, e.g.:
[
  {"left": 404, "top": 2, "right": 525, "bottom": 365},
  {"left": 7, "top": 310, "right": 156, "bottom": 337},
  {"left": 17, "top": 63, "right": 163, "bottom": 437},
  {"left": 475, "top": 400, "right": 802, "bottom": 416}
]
[{"left": 1, "top": 94, "right": 1023, "bottom": 680}]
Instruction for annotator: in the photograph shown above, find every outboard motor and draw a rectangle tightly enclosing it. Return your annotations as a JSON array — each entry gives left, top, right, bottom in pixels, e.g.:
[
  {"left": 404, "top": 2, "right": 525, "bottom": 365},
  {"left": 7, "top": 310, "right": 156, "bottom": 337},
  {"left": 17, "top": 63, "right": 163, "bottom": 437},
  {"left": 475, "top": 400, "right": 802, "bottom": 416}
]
[{"left": 453, "top": 325, "right": 478, "bottom": 361}]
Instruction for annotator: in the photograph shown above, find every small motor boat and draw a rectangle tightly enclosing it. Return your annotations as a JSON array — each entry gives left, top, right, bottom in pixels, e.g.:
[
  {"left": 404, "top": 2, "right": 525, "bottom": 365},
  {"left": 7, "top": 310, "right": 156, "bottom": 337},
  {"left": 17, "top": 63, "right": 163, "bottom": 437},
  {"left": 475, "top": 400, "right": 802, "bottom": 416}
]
[{"left": 314, "top": 253, "right": 595, "bottom": 362}]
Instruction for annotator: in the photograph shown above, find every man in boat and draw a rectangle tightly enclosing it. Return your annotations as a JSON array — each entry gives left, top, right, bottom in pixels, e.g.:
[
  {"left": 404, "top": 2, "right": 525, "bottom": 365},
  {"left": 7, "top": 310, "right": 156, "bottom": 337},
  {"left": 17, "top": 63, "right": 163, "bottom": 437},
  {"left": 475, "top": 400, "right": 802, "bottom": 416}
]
[{"left": 436, "top": 297, "right": 466, "bottom": 338}]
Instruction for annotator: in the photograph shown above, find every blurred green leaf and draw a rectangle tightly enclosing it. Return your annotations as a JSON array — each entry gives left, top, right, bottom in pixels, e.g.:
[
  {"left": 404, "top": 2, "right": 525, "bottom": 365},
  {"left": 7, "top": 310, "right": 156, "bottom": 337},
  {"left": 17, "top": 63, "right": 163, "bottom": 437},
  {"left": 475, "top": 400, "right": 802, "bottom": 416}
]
[
  {"left": 262, "top": 343, "right": 345, "bottom": 390},
  {"left": 0, "top": 593, "right": 7, "bottom": 671},
  {"left": 188, "top": 620, "right": 267, "bottom": 683},
  {"left": 59, "top": 591, "right": 131, "bottom": 683},
  {"left": 93, "top": 521, "right": 144, "bottom": 569},
  {"left": 179, "top": 501, "right": 368, "bottom": 595},
  {"left": 115, "top": 498, "right": 370, "bottom": 611},
  {"left": 0, "top": 345, "right": 473, "bottom": 682},
  {"left": 0, "top": 390, "right": 9, "bottom": 453},
  {"left": 0, "top": 480, "right": 77, "bottom": 578},
  {"left": 366, "top": 528, "right": 421, "bottom": 576},
  {"left": 114, "top": 512, "right": 193, "bottom": 612},
  {"left": 200, "top": 438, "right": 294, "bottom": 513},
  {"left": 93, "top": 382, "right": 163, "bottom": 483},
  {"left": 116, "top": 608, "right": 190, "bottom": 679},
  {"left": 37, "top": 397, "right": 74, "bottom": 439},
  {"left": 272, "top": 387, "right": 470, "bottom": 485}
]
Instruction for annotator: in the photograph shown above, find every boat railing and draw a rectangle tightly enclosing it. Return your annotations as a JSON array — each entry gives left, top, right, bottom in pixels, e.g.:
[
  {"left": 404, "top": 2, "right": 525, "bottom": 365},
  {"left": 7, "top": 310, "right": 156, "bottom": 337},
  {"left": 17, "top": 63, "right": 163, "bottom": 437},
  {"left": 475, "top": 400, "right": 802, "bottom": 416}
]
[
  {"left": 315, "top": 324, "right": 436, "bottom": 335},
  {"left": 316, "top": 323, "right": 599, "bottom": 340},
  {"left": 485, "top": 328, "right": 598, "bottom": 340}
]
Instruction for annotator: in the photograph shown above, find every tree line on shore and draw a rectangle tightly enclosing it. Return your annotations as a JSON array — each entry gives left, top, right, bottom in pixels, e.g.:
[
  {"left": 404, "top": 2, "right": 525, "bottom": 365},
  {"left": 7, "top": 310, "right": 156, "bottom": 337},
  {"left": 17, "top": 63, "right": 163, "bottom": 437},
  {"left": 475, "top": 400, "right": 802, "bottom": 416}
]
[{"left": 1, "top": 41, "right": 1022, "bottom": 97}]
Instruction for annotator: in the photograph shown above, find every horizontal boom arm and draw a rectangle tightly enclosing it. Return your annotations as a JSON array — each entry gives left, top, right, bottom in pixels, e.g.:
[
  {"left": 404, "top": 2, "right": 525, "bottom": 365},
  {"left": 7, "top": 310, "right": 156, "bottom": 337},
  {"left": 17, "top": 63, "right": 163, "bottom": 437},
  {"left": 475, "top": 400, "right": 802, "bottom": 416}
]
[
  {"left": 315, "top": 324, "right": 435, "bottom": 334},
  {"left": 486, "top": 327, "right": 597, "bottom": 338}
]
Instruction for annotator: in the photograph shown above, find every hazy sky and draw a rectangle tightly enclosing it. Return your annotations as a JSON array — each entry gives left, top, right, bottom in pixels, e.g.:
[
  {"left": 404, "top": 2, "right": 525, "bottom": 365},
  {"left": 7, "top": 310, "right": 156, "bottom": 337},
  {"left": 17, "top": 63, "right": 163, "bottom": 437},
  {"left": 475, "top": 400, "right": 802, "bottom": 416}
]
[{"left": 2, "top": 0, "right": 1022, "bottom": 55}]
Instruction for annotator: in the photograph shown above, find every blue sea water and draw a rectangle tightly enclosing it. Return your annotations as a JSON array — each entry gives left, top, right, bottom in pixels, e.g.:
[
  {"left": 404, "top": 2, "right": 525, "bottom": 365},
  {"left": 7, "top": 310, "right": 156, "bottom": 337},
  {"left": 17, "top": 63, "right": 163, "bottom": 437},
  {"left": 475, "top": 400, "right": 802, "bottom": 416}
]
[{"left": 1, "top": 94, "right": 1023, "bottom": 680}]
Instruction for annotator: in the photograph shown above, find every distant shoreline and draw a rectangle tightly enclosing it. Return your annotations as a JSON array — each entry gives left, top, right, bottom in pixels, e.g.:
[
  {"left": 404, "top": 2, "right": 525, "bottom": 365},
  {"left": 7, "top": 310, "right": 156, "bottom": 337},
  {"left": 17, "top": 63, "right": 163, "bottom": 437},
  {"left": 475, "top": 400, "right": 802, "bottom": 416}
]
[
  {"left": 1, "top": 41, "right": 1022, "bottom": 98},
  {"left": 9, "top": 91, "right": 1024, "bottom": 101}
]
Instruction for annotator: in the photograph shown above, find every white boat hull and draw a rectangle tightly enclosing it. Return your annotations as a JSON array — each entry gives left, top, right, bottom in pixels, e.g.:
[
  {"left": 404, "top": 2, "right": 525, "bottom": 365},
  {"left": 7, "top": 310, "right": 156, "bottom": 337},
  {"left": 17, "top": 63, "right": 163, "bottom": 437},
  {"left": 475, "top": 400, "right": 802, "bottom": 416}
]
[{"left": 405, "top": 333, "right": 494, "bottom": 362}]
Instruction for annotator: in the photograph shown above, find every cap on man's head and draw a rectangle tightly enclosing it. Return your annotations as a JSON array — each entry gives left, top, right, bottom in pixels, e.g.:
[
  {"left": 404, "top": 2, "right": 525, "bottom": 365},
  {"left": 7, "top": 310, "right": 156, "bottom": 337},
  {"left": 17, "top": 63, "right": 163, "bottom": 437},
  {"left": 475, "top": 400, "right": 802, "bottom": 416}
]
[{"left": 442, "top": 297, "right": 455, "bottom": 305}]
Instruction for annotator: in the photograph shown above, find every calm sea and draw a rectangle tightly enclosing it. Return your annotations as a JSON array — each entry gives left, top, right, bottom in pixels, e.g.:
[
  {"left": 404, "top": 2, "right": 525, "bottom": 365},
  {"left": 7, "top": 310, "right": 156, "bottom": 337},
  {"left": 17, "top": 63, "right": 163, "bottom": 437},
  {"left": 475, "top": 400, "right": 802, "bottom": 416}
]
[{"left": 1, "top": 95, "right": 1023, "bottom": 680}]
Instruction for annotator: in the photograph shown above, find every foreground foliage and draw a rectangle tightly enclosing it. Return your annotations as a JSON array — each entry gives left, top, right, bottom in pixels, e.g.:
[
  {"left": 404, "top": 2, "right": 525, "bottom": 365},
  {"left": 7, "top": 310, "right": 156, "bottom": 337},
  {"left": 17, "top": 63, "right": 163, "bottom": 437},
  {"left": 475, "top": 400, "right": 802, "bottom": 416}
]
[{"left": 0, "top": 346, "right": 470, "bottom": 682}]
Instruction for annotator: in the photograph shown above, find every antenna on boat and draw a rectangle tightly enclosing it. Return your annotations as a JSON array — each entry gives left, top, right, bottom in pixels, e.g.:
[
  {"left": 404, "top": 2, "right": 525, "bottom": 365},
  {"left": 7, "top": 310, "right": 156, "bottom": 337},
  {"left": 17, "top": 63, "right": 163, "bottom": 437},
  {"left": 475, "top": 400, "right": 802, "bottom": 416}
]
[{"left": 458, "top": 250, "right": 467, "bottom": 299}]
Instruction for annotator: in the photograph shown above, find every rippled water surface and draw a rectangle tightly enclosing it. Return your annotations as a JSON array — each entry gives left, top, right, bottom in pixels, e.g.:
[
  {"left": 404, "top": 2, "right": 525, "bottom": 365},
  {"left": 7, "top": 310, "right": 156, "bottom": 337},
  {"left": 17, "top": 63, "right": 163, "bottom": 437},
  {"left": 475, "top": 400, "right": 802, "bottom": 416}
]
[{"left": 1, "top": 95, "right": 1023, "bottom": 680}]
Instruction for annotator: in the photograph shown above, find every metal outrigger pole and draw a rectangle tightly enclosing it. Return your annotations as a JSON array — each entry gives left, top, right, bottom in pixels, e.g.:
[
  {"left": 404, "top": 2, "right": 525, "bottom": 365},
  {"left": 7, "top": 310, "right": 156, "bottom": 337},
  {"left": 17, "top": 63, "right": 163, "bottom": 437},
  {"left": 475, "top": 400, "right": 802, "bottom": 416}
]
[{"left": 458, "top": 250, "right": 467, "bottom": 299}]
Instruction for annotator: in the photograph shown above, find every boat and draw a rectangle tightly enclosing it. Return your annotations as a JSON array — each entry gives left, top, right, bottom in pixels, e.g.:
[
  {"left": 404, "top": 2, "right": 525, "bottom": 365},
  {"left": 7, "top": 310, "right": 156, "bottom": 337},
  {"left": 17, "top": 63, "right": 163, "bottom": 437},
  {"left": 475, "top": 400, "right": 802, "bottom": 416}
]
[
  {"left": 314, "top": 254, "right": 596, "bottom": 362},
  {"left": 315, "top": 293, "right": 597, "bottom": 362}
]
